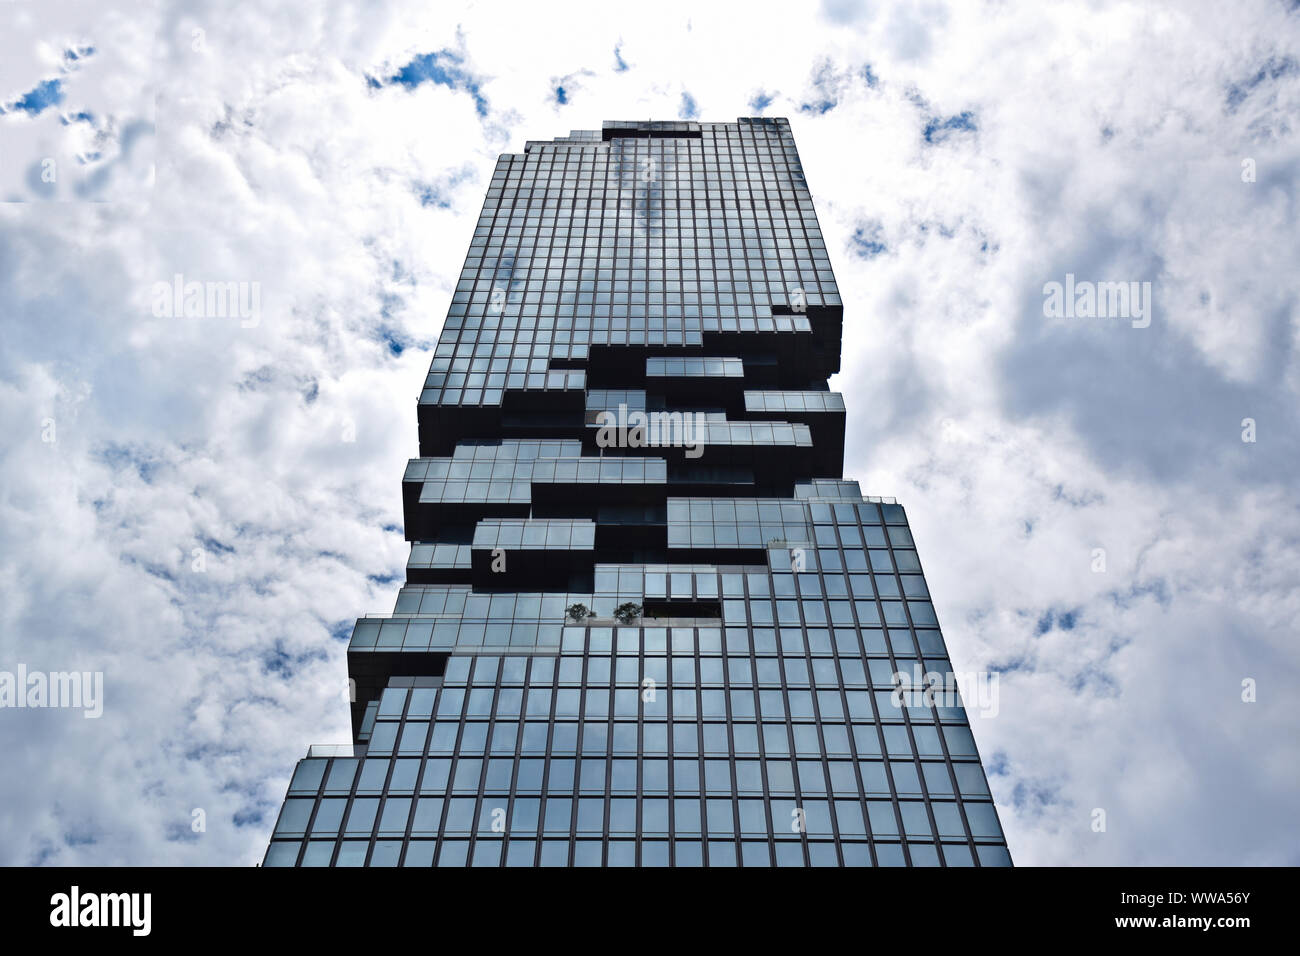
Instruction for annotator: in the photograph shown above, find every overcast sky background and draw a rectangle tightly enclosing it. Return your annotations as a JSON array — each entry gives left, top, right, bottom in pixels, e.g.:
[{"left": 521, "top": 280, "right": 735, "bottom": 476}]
[{"left": 1, "top": 0, "right": 1298, "bottom": 866}]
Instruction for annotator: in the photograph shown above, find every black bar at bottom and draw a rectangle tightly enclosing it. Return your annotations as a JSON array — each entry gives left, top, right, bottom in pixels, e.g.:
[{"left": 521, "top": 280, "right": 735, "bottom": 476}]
[{"left": 0, "top": 866, "right": 1283, "bottom": 942}]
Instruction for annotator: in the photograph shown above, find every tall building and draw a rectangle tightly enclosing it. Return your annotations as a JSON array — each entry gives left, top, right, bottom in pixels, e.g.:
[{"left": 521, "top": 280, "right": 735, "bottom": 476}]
[{"left": 263, "top": 118, "right": 1011, "bottom": 867}]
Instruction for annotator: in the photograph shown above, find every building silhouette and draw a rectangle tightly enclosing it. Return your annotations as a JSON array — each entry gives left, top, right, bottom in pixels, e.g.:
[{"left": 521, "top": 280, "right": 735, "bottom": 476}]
[{"left": 264, "top": 118, "right": 1011, "bottom": 866}]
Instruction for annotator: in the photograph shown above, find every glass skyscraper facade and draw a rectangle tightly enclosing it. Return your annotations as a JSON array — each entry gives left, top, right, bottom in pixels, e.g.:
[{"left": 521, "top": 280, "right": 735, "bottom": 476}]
[{"left": 263, "top": 117, "right": 1011, "bottom": 867}]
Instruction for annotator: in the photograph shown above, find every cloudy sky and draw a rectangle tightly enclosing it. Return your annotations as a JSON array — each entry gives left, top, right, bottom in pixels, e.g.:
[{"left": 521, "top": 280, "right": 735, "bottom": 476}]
[{"left": 1, "top": 0, "right": 1298, "bottom": 866}]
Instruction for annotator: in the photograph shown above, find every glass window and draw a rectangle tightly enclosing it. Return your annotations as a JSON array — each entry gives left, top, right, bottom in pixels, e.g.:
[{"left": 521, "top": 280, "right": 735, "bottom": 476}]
[{"left": 273, "top": 799, "right": 314, "bottom": 837}]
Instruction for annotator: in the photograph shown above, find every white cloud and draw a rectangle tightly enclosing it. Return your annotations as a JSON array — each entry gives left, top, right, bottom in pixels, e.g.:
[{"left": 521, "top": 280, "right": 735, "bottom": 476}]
[{"left": 0, "top": 0, "right": 1297, "bottom": 865}]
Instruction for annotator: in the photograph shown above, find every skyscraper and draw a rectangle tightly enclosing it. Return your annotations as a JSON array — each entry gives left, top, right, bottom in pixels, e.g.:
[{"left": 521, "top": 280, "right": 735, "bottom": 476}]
[{"left": 263, "top": 117, "right": 1011, "bottom": 867}]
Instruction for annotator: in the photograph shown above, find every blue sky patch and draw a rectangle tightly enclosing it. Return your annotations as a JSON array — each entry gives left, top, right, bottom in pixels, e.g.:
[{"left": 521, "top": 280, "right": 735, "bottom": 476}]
[
  {"left": 10, "top": 79, "right": 65, "bottom": 116},
  {"left": 376, "top": 50, "right": 488, "bottom": 117},
  {"left": 923, "top": 109, "right": 977, "bottom": 144},
  {"left": 380, "top": 328, "right": 405, "bottom": 356},
  {"left": 95, "top": 442, "right": 160, "bottom": 483},
  {"left": 1225, "top": 55, "right": 1297, "bottom": 112},
  {"left": 1035, "top": 607, "right": 1082, "bottom": 634},
  {"left": 799, "top": 59, "right": 856, "bottom": 115},
  {"left": 416, "top": 182, "right": 452, "bottom": 207},
  {"left": 850, "top": 223, "right": 887, "bottom": 258},
  {"left": 799, "top": 96, "right": 836, "bottom": 115},
  {"left": 1010, "top": 777, "right": 1062, "bottom": 813}
]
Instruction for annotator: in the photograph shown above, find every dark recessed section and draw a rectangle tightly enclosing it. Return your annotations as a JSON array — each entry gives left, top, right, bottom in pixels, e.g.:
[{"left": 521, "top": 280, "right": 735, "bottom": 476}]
[
  {"left": 602, "top": 128, "right": 702, "bottom": 140},
  {"left": 641, "top": 599, "right": 722, "bottom": 620},
  {"left": 346, "top": 651, "right": 448, "bottom": 740}
]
